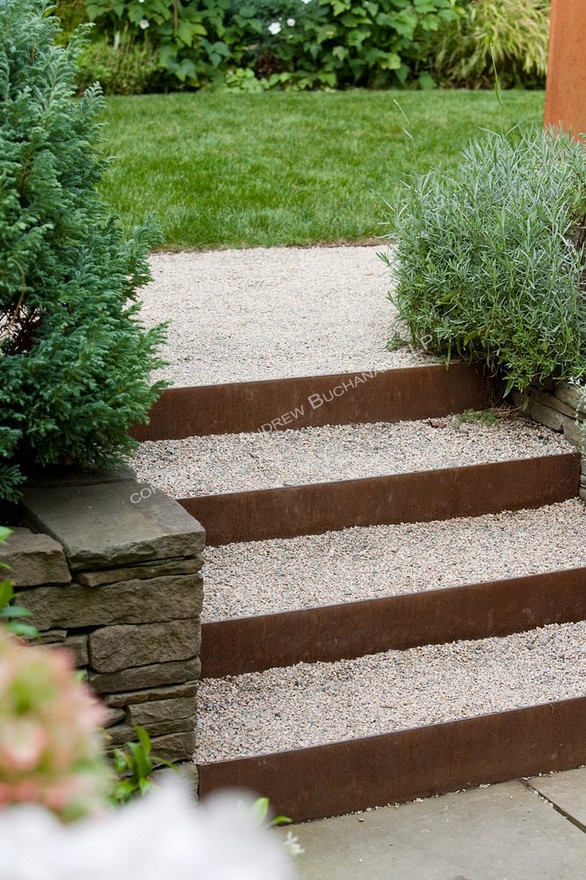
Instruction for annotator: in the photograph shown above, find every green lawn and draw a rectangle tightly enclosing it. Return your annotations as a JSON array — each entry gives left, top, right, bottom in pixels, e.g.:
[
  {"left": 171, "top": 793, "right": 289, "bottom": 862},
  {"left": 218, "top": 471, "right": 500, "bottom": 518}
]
[{"left": 101, "top": 89, "right": 545, "bottom": 250}]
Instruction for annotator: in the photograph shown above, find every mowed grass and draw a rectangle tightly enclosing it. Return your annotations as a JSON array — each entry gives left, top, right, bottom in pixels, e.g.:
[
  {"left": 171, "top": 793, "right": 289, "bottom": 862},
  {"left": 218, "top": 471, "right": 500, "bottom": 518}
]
[{"left": 100, "top": 89, "right": 545, "bottom": 250}]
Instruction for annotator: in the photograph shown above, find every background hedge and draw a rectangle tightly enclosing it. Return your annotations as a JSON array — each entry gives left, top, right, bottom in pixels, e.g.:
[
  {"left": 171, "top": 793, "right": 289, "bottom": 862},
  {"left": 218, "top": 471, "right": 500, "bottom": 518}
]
[{"left": 53, "top": 0, "right": 551, "bottom": 94}]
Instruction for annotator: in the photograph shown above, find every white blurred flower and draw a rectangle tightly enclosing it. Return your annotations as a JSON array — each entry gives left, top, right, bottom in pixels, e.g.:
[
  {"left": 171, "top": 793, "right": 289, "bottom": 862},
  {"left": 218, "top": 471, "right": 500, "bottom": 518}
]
[
  {"left": 301, "top": 0, "right": 311, "bottom": 4},
  {"left": 0, "top": 782, "right": 298, "bottom": 880},
  {"left": 139, "top": 18, "right": 150, "bottom": 29},
  {"left": 268, "top": 21, "right": 282, "bottom": 35},
  {"left": 286, "top": 18, "right": 296, "bottom": 26},
  {"left": 282, "top": 830, "right": 304, "bottom": 857}
]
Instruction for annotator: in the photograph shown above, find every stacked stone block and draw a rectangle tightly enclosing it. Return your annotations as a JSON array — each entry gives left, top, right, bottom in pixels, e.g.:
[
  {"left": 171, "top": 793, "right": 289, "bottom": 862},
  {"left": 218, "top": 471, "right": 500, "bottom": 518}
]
[
  {"left": 1, "top": 480, "right": 205, "bottom": 765},
  {"left": 511, "top": 381, "right": 586, "bottom": 501}
]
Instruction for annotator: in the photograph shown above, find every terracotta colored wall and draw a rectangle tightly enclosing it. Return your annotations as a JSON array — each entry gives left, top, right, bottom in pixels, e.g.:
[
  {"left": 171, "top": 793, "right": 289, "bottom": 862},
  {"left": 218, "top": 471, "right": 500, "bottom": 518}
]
[{"left": 544, "top": 0, "right": 586, "bottom": 139}]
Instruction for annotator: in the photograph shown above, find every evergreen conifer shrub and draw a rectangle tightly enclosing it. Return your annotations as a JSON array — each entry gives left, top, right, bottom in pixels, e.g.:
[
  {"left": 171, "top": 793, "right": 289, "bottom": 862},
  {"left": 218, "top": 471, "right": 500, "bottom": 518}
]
[{"left": 0, "top": 0, "right": 166, "bottom": 502}]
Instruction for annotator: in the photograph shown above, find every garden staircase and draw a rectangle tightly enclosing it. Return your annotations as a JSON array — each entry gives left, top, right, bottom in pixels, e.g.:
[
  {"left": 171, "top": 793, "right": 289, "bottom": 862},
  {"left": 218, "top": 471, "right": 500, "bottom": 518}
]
[{"left": 136, "top": 363, "right": 586, "bottom": 822}]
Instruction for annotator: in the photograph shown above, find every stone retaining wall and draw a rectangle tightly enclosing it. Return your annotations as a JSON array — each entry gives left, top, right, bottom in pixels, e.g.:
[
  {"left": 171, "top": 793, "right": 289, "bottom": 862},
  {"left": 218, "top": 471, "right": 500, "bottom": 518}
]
[
  {"left": 1, "top": 477, "right": 205, "bottom": 766},
  {"left": 511, "top": 381, "right": 586, "bottom": 501}
]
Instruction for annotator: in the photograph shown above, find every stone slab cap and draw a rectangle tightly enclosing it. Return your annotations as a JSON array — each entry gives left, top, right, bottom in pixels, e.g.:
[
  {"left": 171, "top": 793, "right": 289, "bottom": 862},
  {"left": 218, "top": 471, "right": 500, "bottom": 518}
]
[
  {"left": 21, "top": 483, "right": 205, "bottom": 571},
  {"left": 24, "top": 463, "right": 137, "bottom": 488},
  {"left": 0, "top": 527, "right": 71, "bottom": 587}
]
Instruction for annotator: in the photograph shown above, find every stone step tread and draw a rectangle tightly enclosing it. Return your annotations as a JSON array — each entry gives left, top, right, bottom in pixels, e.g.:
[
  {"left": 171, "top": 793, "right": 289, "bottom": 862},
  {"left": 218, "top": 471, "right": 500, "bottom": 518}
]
[
  {"left": 133, "top": 410, "right": 571, "bottom": 499},
  {"left": 201, "top": 499, "right": 586, "bottom": 622},
  {"left": 195, "top": 620, "right": 586, "bottom": 764}
]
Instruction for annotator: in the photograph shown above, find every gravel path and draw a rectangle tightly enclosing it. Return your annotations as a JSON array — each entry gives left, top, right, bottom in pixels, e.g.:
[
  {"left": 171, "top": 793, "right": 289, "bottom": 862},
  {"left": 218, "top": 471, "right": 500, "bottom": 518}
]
[
  {"left": 196, "top": 621, "right": 586, "bottom": 762},
  {"left": 139, "top": 247, "right": 586, "bottom": 763},
  {"left": 139, "top": 246, "right": 437, "bottom": 387},
  {"left": 132, "top": 410, "right": 571, "bottom": 498},
  {"left": 202, "top": 499, "right": 586, "bottom": 621}
]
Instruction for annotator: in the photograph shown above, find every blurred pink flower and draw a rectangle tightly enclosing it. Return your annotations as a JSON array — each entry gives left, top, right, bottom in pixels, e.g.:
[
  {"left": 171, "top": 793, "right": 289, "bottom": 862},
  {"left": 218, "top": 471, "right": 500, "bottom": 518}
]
[
  {"left": 0, "top": 719, "right": 48, "bottom": 771},
  {"left": 0, "top": 630, "right": 111, "bottom": 820}
]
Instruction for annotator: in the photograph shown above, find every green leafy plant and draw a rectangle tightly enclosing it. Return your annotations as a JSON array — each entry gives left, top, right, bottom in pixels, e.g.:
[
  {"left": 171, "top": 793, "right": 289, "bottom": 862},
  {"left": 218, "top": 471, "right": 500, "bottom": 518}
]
[
  {"left": 0, "top": 579, "right": 39, "bottom": 639},
  {"left": 250, "top": 796, "right": 306, "bottom": 859},
  {"left": 430, "top": 0, "right": 550, "bottom": 88},
  {"left": 250, "top": 795, "right": 291, "bottom": 828},
  {"left": 386, "top": 127, "right": 586, "bottom": 396},
  {"left": 76, "top": 33, "right": 159, "bottom": 94},
  {"left": 52, "top": 0, "right": 89, "bottom": 41},
  {"left": 109, "top": 724, "right": 176, "bottom": 805},
  {"left": 84, "top": 0, "right": 230, "bottom": 88},
  {"left": 82, "top": 0, "right": 461, "bottom": 91},
  {"left": 110, "top": 727, "right": 296, "bottom": 829},
  {"left": 386, "top": 331, "right": 410, "bottom": 352},
  {"left": 0, "top": 0, "right": 167, "bottom": 502},
  {"left": 454, "top": 408, "right": 499, "bottom": 428},
  {"left": 0, "top": 527, "right": 39, "bottom": 639},
  {"left": 275, "top": 0, "right": 462, "bottom": 90}
]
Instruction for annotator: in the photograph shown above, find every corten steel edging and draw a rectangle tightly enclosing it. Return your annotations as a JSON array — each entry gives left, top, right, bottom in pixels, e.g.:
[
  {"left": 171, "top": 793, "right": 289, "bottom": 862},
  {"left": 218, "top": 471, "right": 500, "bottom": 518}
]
[
  {"left": 131, "top": 363, "right": 495, "bottom": 441},
  {"left": 180, "top": 452, "right": 580, "bottom": 545},
  {"left": 201, "top": 566, "right": 586, "bottom": 677},
  {"left": 198, "top": 696, "right": 586, "bottom": 821}
]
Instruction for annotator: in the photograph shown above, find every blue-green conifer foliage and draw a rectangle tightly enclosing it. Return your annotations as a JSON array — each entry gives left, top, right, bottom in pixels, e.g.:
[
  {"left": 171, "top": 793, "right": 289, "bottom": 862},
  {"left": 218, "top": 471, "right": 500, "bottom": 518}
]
[{"left": 0, "top": 0, "right": 167, "bottom": 501}]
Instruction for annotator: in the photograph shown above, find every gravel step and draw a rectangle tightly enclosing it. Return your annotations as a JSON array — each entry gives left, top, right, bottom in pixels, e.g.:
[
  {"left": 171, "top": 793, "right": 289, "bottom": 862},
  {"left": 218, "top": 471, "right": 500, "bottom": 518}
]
[
  {"left": 140, "top": 246, "right": 434, "bottom": 387},
  {"left": 195, "top": 621, "right": 586, "bottom": 764},
  {"left": 143, "top": 247, "right": 586, "bottom": 817},
  {"left": 201, "top": 499, "right": 586, "bottom": 622},
  {"left": 133, "top": 410, "right": 572, "bottom": 498}
]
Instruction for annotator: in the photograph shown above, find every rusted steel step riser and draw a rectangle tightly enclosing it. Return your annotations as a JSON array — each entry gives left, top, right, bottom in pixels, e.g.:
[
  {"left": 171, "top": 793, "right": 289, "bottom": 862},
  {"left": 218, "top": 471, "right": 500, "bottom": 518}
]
[
  {"left": 201, "top": 566, "right": 586, "bottom": 678},
  {"left": 181, "top": 453, "right": 580, "bottom": 545},
  {"left": 132, "top": 364, "right": 496, "bottom": 441},
  {"left": 198, "top": 697, "right": 586, "bottom": 823}
]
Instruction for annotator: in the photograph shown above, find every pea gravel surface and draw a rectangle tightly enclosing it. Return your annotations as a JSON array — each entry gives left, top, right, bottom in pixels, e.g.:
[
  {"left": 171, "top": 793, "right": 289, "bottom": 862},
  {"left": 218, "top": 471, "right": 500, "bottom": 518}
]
[
  {"left": 196, "top": 621, "right": 586, "bottom": 762},
  {"left": 132, "top": 410, "right": 572, "bottom": 498},
  {"left": 139, "top": 245, "right": 438, "bottom": 387},
  {"left": 201, "top": 499, "right": 586, "bottom": 621}
]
